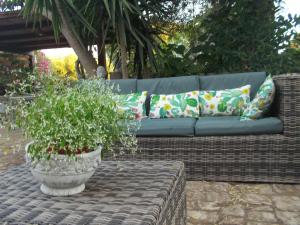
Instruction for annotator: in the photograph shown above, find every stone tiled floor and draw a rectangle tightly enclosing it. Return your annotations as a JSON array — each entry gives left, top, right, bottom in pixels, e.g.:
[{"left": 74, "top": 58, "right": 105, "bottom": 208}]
[
  {"left": 0, "top": 128, "right": 27, "bottom": 171},
  {"left": 1, "top": 129, "right": 300, "bottom": 225},
  {"left": 187, "top": 182, "right": 300, "bottom": 225}
]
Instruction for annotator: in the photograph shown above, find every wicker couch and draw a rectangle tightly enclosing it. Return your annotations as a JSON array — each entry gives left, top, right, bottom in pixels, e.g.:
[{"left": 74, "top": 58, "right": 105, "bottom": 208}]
[{"left": 108, "top": 73, "right": 300, "bottom": 183}]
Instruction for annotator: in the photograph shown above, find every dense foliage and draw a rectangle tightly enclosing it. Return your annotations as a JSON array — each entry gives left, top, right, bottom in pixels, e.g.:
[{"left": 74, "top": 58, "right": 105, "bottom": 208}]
[
  {"left": 278, "top": 34, "right": 300, "bottom": 73},
  {"left": 156, "top": 44, "right": 200, "bottom": 77},
  {"left": 75, "top": 0, "right": 186, "bottom": 78},
  {"left": 186, "top": 0, "right": 300, "bottom": 75},
  {"left": 1, "top": 0, "right": 299, "bottom": 77},
  {"left": 19, "top": 0, "right": 186, "bottom": 78},
  {"left": 5, "top": 70, "right": 43, "bottom": 96},
  {"left": 49, "top": 54, "right": 77, "bottom": 80},
  {"left": 153, "top": 0, "right": 300, "bottom": 77},
  {"left": 134, "top": 0, "right": 300, "bottom": 77}
]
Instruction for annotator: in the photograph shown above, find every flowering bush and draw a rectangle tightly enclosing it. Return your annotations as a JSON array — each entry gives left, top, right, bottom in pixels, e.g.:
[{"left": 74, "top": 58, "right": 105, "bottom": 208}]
[
  {"left": 49, "top": 54, "right": 78, "bottom": 80},
  {"left": 34, "top": 51, "right": 50, "bottom": 75}
]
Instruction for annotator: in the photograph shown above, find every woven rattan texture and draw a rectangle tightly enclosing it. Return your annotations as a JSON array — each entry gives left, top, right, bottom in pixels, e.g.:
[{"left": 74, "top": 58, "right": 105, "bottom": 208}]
[
  {"left": 0, "top": 161, "right": 186, "bottom": 225},
  {"left": 273, "top": 74, "right": 300, "bottom": 138},
  {"left": 106, "top": 74, "right": 300, "bottom": 183}
]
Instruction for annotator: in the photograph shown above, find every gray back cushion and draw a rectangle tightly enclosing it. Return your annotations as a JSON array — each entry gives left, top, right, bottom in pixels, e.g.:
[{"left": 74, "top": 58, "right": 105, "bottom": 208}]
[
  {"left": 137, "top": 76, "right": 200, "bottom": 115},
  {"left": 108, "top": 79, "right": 137, "bottom": 94},
  {"left": 137, "top": 75, "right": 200, "bottom": 94},
  {"left": 199, "top": 72, "right": 267, "bottom": 99}
]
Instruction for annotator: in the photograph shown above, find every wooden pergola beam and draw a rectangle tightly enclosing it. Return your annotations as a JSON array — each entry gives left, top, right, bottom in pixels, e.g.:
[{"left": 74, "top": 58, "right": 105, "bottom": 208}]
[
  {"left": 0, "top": 11, "right": 21, "bottom": 19},
  {"left": 0, "top": 11, "right": 69, "bottom": 53},
  {"left": 0, "top": 35, "right": 63, "bottom": 44},
  {"left": 0, "top": 11, "right": 111, "bottom": 54},
  {"left": 0, "top": 42, "right": 69, "bottom": 53},
  {"left": 0, "top": 30, "right": 53, "bottom": 42}
]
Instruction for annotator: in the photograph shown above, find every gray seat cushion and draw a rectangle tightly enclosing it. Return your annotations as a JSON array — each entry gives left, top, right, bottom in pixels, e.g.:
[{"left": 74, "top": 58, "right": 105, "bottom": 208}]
[
  {"left": 108, "top": 79, "right": 137, "bottom": 94},
  {"left": 199, "top": 72, "right": 267, "bottom": 99},
  {"left": 195, "top": 116, "right": 283, "bottom": 136},
  {"left": 137, "top": 118, "right": 197, "bottom": 136}
]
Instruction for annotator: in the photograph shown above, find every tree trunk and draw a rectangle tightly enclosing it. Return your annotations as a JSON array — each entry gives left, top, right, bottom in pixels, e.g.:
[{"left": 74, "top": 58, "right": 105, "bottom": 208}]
[
  {"left": 97, "top": 5, "right": 107, "bottom": 73},
  {"left": 119, "top": 43, "right": 128, "bottom": 79},
  {"left": 97, "top": 41, "right": 106, "bottom": 69},
  {"left": 53, "top": 0, "right": 97, "bottom": 78}
]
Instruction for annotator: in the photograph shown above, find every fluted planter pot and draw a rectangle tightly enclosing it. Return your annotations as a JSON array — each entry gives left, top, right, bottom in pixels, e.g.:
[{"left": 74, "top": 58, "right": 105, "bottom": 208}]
[{"left": 25, "top": 142, "right": 102, "bottom": 196}]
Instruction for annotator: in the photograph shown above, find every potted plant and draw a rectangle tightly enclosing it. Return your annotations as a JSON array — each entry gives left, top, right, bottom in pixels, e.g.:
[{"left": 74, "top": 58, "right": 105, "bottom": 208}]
[{"left": 1, "top": 76, "right": 138, "bottom": 196}]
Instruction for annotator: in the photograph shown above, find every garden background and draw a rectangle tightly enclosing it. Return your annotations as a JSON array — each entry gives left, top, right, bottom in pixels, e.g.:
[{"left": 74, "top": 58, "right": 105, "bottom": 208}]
[{"left": 0, "top": 0, "right": 299, "bottom": 91}]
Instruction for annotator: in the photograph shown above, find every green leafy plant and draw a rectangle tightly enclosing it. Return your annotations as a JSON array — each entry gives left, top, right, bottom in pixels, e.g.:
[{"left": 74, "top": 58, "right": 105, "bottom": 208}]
[
  {"left": 20, "top": 0, "right": 185, "bottom": 78},
  {"left": 5, "top": 69, "right": 44, "bottom": 96},
  {"left": 156, "top": 43, "right": 200, "bottom": 77},
  {"left": 1, "top": 76, "right": 138, "bottom": 161},
  {"left": 187, "top": 0, "right": 300, "bottom": 74}
]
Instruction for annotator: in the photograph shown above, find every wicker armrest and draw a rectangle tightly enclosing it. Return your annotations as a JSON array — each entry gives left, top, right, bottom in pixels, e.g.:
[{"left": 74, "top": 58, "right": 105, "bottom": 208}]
[{"left": 273, "top": 74, "right": 300, "bottom": 137}]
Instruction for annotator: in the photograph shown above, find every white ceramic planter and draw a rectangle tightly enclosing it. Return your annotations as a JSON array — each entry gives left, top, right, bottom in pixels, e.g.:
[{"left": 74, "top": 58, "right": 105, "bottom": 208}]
[{"left": 25, "top": 142, "right": 102, "bottom": 196}]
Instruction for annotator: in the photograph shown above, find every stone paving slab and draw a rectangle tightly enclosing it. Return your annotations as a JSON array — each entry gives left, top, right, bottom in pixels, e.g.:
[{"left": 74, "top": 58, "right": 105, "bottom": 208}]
[
  {"left": 0, "top": 128, "right": 27, "bottom": 171},
  {"left": 1, "top": 129, "right": 300, "bottom": 225},
  {"left": 186, "top": 181, "right": 300, "bottom": 225}
]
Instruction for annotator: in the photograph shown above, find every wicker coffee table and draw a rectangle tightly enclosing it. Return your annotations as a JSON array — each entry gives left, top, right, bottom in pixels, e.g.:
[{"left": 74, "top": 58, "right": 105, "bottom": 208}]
[{"left": 0, "top": 161, "right": 186, "bottom": 225}]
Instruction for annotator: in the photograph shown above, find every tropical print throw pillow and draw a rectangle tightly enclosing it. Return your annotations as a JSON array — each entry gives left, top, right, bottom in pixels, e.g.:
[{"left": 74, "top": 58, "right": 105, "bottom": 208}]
[
  {"left": 199, "top": 85, "right": 251, "bottom": 116},
  {"left": 241, "top": 75, "right": 275, "bottom": 120},
  {"left": 114, "top": 91, "right": 147, "bottom": 120},
  {"left": 149, "top": 91, "right": 200, "bottom": 118}
]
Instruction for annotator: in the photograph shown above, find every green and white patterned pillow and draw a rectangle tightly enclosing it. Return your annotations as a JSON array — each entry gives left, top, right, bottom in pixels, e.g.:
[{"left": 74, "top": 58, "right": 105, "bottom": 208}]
[
  {"left": 241, "top": 75, "right": 275, "bottom": 120},
  {"left": 114, "top": 91, "right": 147, "bottom": 120},
  {"left": 199, "top": 85, "right": 251, "bottom": 116},
  {"left": 149, "top": 91, "right": 200, "bottom": 118}
]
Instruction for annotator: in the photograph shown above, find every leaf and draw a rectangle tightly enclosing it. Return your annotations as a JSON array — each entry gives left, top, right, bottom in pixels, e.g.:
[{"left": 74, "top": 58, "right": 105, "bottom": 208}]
[
  {"left": 199, "top": 97, "right": 206, "bottom": 107},
  {"left": 210, "top": 91, "right": 217, "bottom": 97},
  {"left": 231, "top": 98, "right": 241, "bottom": 108},
  {"left": 159, "top": 108, "right": 167, "bottom": 118},
  {"left": 179, "top": 100, "right": 187, "bottom": 112},
  {"left": 103, "top": 0, "right": 111, "bottom": 18},
  {"left": 231, "top": 90, "right": 242, "bottom": 97},
  {"left": 169, "top": 98, "right": 180, "bottom": 107},
  {"left": 222, "top": 97, "right": 232, "bottom": 103},
  {"left": 171, "top": 108, "right": 180, "bottom": 116},
  {"left": 186, "top": 98, "right": 198, "bottom": 107},
  {"left": 218, "top": 102, "right": 227, "bottom": 112},
  {"left": 151, "top": 95, "right": 160, "bottom": 106},
  {"left": 128, "top": 95, "right": 138, "bottom": 102},
  {"left": 174, "top": 45, "right": 186, "bottom": 55}
]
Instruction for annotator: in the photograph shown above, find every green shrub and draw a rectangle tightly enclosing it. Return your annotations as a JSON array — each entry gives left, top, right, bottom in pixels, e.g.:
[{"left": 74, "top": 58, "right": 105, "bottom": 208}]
[{"left": 2, "top": 77, "right": 138, "bottom": 161}]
